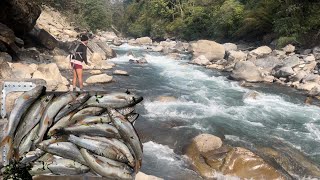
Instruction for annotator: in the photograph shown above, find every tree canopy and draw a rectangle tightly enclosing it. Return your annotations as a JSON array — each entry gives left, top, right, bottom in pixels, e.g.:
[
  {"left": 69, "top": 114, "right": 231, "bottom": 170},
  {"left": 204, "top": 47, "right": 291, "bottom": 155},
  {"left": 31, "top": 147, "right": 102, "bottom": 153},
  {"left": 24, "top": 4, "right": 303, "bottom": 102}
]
[{"left": 121, "top": 0, "right": 320, "bottom": 47}]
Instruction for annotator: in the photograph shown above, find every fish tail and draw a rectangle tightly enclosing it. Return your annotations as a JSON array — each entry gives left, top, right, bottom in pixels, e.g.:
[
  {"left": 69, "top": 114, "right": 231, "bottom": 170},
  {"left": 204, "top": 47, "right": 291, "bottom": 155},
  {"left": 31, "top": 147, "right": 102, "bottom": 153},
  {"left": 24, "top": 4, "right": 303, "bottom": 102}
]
[
  {"left": 134, "top": 159, "right": 142, "bottom": 173},
  {"left": 126, "top": 113, "right": 139, "bottom": 123},
  {"left": 0, "top": 136, "right": 12, "bottom": 147}
]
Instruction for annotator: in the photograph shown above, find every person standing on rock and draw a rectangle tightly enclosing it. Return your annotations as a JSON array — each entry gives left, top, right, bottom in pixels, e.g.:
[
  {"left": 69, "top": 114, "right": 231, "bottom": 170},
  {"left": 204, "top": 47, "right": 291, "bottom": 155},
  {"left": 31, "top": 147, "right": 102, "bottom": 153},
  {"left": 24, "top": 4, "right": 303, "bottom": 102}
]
[{"left": 70, "top": 34, "right": 90, "bottom": 91}]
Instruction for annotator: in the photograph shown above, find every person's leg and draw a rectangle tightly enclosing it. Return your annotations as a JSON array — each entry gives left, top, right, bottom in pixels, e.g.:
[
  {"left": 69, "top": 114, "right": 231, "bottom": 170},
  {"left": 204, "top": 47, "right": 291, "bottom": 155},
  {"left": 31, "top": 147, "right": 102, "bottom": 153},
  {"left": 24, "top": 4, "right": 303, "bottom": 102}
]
[
  {"left": 72, "top": 68, "right": 77, "bottom": 88},
  {"left": 76, "top": 68, "right": 83, "bottom": 89}
]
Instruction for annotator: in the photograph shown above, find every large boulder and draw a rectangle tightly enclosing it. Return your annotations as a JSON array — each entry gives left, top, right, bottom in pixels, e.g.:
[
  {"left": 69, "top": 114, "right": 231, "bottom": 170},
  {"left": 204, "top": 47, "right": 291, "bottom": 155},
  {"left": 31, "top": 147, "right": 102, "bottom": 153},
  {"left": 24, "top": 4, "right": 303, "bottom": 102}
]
[
  {"left": 136, "top": 37, "right": 152, "bottom": 45},
  {"left": 272, "top": 66, "right": 295, "bottom": 78},
  {"left": 223, "top": 43, "right": 237, "bottom": 52},
  {"left": 86, "top": 74, "right": 113, "bottom": 84},
  {"left": 186, "top": 134, "right": 285, "bottom": 179},
  {"left": 230, "top": 61, "right": 263, "bottom": 82},
  {"left": 190, "top": 40, "right": 225, "bottom": 62},
  {"left": 313, "top": 46, "right": 320, "bottom": 60},
  {"left": 97, "top": 42, "right": 116, "bottom": 58},
  {"left": 282, "top": 44, "right": 295, "bottom": 53},
  {"left": 186, "top": 134, "right": 223, "bottom": 179},
  {"left": 87, "top": 42, "right": 106, "bottom": 59},
  {"left": 160, "top": 40, "right": 176, "bottom": 48},
  {"left": 0, "top": 23, "right": 19, "bottom": 54},
  {"left": 0, "top": 52, "right": 12, "bottom": 62},
  {"left": 254, "top": 56, "right": 280, "bottom": 70},
  {"left": 191, "top": 55, "right": 211, "bottom": 66},
  {"left": 0, "top": 59, "right": 15, "bottom": 79},
  {"left": 290, "top": 71, "right": 307, "bottom": 82},
  {"left": 0, "top": 0, "right": 41, "bottom": 35},
  {"left": 250, "top": 46, "right": 272, "bottom": 58},
  {"left": 29, "top": 28, "right": 58, "bottom": 50},
  {"left": 54, "top": 55, "right": 70, "bottom": 69},
  {"left": 227, "top": 50, "right": 247, "bottom": 62},
  {"left": 219, "top": 147, "right": 285, "bottom": 179},
  {"left": 11, "top": 63, "right": 36, "bottom": 78},
  {"left": 32, "top": 63, "right": 66, "bottom": 89},
  {"left": 282, "top": 55, "right": 300, "bottom": 68},
  {"left": 303, "top": 61, "right": 317, "bottom": 73}
]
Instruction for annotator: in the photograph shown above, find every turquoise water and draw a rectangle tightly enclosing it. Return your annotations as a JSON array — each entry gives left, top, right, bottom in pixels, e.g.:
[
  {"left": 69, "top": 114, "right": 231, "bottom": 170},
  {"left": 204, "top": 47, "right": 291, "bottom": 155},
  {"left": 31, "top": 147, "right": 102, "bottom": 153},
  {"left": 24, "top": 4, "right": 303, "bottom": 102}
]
[{"left": 89, "top": 44, "right": 320, "bottom": 179}]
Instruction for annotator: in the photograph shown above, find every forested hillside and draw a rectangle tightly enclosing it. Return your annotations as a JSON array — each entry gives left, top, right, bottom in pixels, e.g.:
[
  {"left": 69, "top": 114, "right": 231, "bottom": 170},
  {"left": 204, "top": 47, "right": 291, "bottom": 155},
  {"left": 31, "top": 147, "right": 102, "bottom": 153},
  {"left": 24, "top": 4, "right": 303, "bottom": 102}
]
[
  {"left": 122, "top": 0, "right": 320, "bottom": 47},
  {"left": 37, "top": 0, "right": 320, "bottom": 47}
]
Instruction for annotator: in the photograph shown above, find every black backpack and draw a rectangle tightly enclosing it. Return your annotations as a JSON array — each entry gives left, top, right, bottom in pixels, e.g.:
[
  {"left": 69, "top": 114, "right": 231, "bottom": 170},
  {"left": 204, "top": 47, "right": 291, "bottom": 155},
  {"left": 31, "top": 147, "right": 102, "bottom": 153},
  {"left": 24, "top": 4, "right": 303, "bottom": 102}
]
[{"left": 68, "top": 41, "right": 82, "bottom": 59}]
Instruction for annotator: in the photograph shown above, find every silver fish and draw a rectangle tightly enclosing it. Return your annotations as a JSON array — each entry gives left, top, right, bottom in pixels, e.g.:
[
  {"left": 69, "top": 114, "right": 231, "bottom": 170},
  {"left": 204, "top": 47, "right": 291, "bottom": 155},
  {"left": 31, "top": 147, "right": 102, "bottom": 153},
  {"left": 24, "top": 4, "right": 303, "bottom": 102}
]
[
  {"left": 47, "top": 111, "right": 76, "bottom": 137},
  {"left": 37, "top": 141, "right": 87, "bottom": 165},
  {"left": 54, "top": 92, "right": 90, "bottom": 122},
  {"left": 116, "top": 107, "right": 135, "bottom": 116},
  {"left": 19, "top": 124, "right": 39, "bottom": 156},
  {"left": 20, "top": 148, "right": 45, "bottom": 165},
  {"left": 57, "top": 124, "right": 121, "bottom": 138},
  {"left": 80, "top": 148, "right": 133, "bottom": 180},
  {"left": 34, "top": 92, "right": 78, "bottom": 145},
  {"left": 67, "top": 135, "right": 126, "bottom": 163},
  {"left": 48, "top": 107, "right": 105, "bottom": 137},
  {"left": 13, "top": 94, "right": 54, "bottom": 151},
  {"left": 84, "top": 136, "right": 135, "bottom": 167},
  {"left": 75, "top": 116, "right": 111, "bottom": 125},
  {"left": 84, "top": 92, "right": 143, "bottom": 109},
  {"left": 29, "top": 158, "right": 89, "bottom": 176},
  {"left": 71, "top": 107, "right": 105, "bottom": 123},
  {"left": 107, "top": 108, "right": 143, "bottom": 172},
  {"left": 1, "top": 86, "right": 45, "bottom": 165}
]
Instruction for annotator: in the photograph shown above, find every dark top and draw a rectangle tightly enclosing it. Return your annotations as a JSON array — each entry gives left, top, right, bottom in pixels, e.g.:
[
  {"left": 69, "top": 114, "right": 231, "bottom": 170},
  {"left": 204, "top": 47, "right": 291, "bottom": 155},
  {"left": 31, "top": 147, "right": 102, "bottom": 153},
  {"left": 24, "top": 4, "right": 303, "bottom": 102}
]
[{"left": 74, "top": 43, "right": 88, "bottom": 64}]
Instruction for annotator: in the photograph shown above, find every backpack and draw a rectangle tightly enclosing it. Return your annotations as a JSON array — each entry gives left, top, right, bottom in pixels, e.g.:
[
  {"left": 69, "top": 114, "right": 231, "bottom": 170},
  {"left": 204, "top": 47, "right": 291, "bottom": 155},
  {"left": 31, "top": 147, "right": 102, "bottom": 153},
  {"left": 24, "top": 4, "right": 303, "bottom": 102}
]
[{"left": 67, "top": 41, "right": 82, "bottom": 60}]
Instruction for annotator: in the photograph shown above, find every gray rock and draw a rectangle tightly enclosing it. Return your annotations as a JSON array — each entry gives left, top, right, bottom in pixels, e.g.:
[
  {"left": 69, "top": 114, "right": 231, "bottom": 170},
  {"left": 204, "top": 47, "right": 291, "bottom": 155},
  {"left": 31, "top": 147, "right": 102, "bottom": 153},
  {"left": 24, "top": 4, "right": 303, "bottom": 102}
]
[
  {"left": 0, "top": 0, "right": 41, "bottom": 34},
  {"left": 97, "top": 42, "right": 116, "bottom": 58},
  {"left": 0, "top": 52, "right": 12, "bottom": 62},
  {"left": 255, "top": 56, "right": 280, "bottom": 69},
  {"left": 272, "top": 66, "right": 294, "bottom": 78},
  {"left": 282, "top": 55, "right": 300, "bottom": 68},
  {"left": 302, "top": 74, "right": 320, "bottom": 83},
  {"left": 0, "top": 58, "right": 14, "bottom": 79},
  {"left": 312, "top": 46, "right": 320, "bottom": 60},
  {"left": 290, "top": 71, "right": 307, "bottom": 82},
  {"left": 230, "top": 61, "right": 263, "bottom": 82},
  {"left": 191, "top": 55, "right": 211, "bottom": 66},
  {"left": 0, "top": 23, "right": 19, "bottom": 53},
  {"left": 29, "top": 27, "right": 58, "bottom": 50}
]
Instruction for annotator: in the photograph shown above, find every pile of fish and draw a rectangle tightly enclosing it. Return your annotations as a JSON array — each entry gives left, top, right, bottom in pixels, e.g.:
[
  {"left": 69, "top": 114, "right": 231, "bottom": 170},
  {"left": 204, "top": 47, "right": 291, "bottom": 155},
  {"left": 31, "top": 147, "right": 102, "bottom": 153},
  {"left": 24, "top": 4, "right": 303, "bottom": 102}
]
[{"left": 0, "top": 86, "right": 144, "bottom": 179}]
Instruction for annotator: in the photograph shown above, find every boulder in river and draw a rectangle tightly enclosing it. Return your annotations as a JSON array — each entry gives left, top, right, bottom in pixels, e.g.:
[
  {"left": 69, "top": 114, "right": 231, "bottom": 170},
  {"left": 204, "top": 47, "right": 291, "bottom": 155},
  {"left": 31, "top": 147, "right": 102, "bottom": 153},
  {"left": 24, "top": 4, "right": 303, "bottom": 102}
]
[
  {"left": 113, "top": 70, "right": 129, "bottom": 76},
  {"left": 186, "top": 134, "right": 285, "bottom": 179},
  {"left": 29, "top": 27, "right": 58, "bottom": 50},
  {"left": 190, "top": 40, "right": 225, "bottom": 62},
  {"left": 230, "top": 61, "right": 263, "bottom": 82},
  {"left": 86, "top": 74, "right": 113, "bottom": 84},
  {"left": 223, "top": 43, "right": 237, "bottom": 52},
  {"left": 136, "top": 37, "right": 152, "bottom": 45},
  {"left": 191, "top": 55, "right": 211, "bottom": 66}
]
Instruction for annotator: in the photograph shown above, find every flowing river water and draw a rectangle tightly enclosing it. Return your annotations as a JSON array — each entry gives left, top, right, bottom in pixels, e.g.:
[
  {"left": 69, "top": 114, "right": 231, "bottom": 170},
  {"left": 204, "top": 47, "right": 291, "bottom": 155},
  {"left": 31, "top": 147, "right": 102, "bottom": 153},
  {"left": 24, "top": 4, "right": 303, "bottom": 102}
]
[{"left": 82, "top": 44, "right": 320, "bottom": 179}]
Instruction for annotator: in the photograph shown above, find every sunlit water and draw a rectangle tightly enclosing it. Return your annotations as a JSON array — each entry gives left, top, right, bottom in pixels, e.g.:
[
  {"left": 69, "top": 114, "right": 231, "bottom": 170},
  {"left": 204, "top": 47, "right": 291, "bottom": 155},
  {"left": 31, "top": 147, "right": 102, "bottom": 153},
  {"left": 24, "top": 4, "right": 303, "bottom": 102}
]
[{"left": 81, "top": 43, "right": 320, "bottom": 179}]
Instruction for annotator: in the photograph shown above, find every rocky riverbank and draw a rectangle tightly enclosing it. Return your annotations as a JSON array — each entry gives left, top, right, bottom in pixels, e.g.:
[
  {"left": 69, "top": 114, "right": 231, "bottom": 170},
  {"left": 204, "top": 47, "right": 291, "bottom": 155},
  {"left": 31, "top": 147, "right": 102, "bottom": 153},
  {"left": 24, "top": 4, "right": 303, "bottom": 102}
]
[{"left": 120, "top": 37, "right": 320, "bottom": 105}]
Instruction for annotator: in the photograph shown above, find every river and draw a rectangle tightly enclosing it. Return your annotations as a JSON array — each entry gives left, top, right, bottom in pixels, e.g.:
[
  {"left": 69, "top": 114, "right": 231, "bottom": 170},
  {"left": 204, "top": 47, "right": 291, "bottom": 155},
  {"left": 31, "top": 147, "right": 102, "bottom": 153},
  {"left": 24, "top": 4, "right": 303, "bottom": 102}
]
[{"left": 84, "top": 44, "right": 320, "bottom": 179}]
